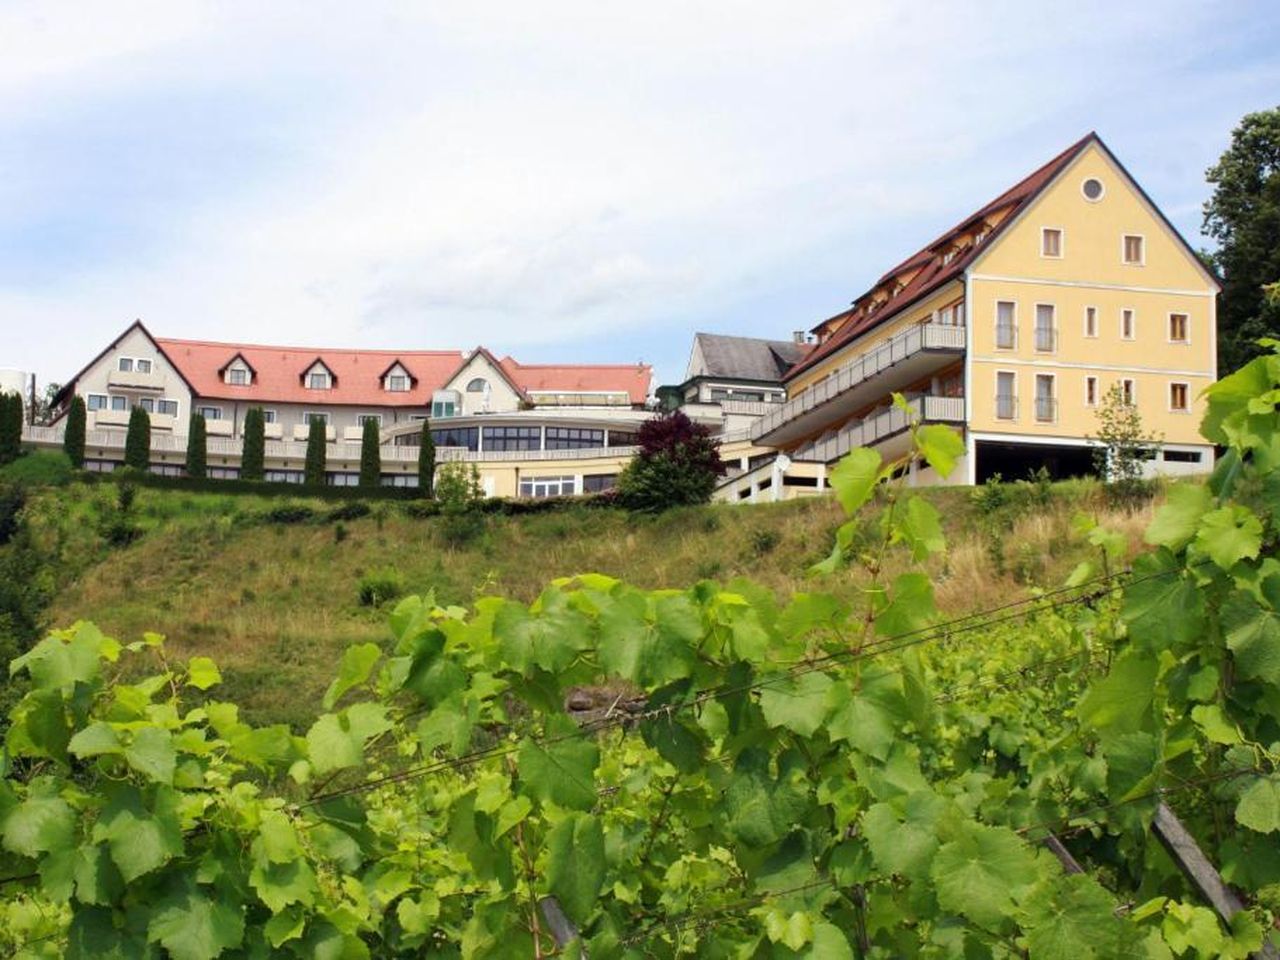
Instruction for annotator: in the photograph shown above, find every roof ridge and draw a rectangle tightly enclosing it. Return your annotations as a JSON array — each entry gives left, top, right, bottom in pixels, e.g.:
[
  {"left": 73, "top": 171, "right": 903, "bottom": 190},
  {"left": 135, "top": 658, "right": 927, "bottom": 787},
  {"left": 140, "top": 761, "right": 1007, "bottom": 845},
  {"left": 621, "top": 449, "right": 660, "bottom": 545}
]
[{"left": 155, "top": 336, "right": 465, "bottom": 356}]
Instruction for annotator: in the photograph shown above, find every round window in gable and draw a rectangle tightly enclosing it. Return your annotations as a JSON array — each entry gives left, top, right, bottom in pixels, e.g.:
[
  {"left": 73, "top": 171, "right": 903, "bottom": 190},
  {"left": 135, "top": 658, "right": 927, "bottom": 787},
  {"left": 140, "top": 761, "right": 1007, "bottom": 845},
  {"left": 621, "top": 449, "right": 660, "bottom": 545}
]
[{"left": 1081, "top": 177, "right": 1105, "bottom": 202}]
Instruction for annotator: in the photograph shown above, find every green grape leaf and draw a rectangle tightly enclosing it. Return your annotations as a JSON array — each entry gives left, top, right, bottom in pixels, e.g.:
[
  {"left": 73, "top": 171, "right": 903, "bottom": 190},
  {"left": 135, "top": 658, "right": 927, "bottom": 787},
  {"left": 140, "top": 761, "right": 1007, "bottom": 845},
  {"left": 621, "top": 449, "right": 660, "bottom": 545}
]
[
  {"left": 186, "top": 656, "right": 222, "bottom": 691},
  {"left": 874, "top": 573, "right": 936, "bottom": 639},
  {"left": 68, "top": 721, "right": 123, "bottom": 758},
  {"left": 1077, "top": 651, "right": 1157, "bottom": 736},
  {"left": 809, "top": 923, "right": 855, "bottom": 959},
  {"left": 1221, "top": 589, "right": 1280, "bottom": 685},
  {"left": 264, "top": 907, "right": 306, "bottom": 949},
  {"left": 323, "top": 642, "right": 382, "bottom": 709},
  {"left": 124, "top": 727, "right": 177, "bottom": 785},
  {"left": 1190, "top": 704, "right": 1240, "bottom": 745},
  {"left": 723, "top": 748, "right": 811, "bottom": 848},
  {"left": 546, "top": 812, "right": 606, "bottom": 924},
  {"left": 73, "top": 842, "right": 122, "bottom": 906},
  {"left": 255, "top": 809, "right": 302, "bottom": 863},
  {"left": 517, "top": 717, "right": 599, "bottom": 811},
  {"left": 1145, "top": 482, "right": 1212, "bottom": 550},
  {"left": 861, "top": 791, "right": 943, "bottom": 879},
  {"left": 829, "top": 448, "right": 882, "bottom": 515},
  {"left": 597, "top": 591, "right": 698, "bottom": 687},
  {"left": 250, "top": 857, "right": 318, "bottom": 913},
  {"left": 93, "top": 784, "right": 183, "bottom": 883},
  {"left": 1235, "top": 776, "right": 1280, "bottom": 834},
  {"left": 759, "top": 672, "right": 834, "bottom": 738},
  {"left": 495, "top": 599, "right": 592, "bottom": 675},
  {"left": 931, "top": 821, "right": 1035, "bottom": 929},
  {"left": 1121, "top": 550, "right": 1205, "bottom": 650},
  {"left": 915, "top": 424, "right": 965, "bottom": 478},
  {"left": 417, "top": 694, "right": 479, "bottom": 757},
  {"left": 1021, "top": 874, "right": 1125, "bottom": 960},
  {"left": 10, "top": 624, "right": 107, "bottom": 691},
  {"left": 305, "top": 703, "right": 392, "bottom": 775},
  {"left": 896, "top": 496, "right": 946, "bottom": 560},
  {"left": 827, "top": 685, "right": 896, "bottom": 761},
  {"left": 1193, "top": 506, "right": 1262, "bottom": 570},
  {"left": 1, "top": 783, "right": 75, "bottom": 858},
  {"left": 147, "top": 882, "right": 246, "bottom": 960}
]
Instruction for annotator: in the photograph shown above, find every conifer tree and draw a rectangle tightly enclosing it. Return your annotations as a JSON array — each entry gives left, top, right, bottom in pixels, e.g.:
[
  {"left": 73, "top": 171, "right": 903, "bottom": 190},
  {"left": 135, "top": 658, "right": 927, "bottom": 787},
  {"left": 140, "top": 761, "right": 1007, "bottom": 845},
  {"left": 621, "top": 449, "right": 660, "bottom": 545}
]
[
  {"left": 359, "top": 419, "right": 381, "bottom": 490},
  {"left": 186, "top": 413, "right": 207, "bottom": 479},
  {"left": 0, "top": 393, "right": 21, "bottom": 465},
  {"left": 304, "top": 417, "right": 327, "bottom": 486},
  {"left": 124, "top": 405, "right": 151, "bottom": 471},
  {"left": 64, "top": 396, "right": 86, "bottom": 468},
  {"left": 241, "top": 408, "right": 265, "bottom": 481},
  {"left": 417, "top": 419, "right": 436, "bottom": 497}
]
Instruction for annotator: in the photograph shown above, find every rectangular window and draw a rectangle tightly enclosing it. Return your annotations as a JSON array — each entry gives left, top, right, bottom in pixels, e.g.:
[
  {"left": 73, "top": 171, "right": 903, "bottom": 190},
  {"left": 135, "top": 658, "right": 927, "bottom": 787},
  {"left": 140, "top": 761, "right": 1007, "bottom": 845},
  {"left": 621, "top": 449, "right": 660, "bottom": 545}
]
[
  {"left": 197, "top": 406, "right": 222, "bottom": 421},
  {"left": 995, "top": 372, "right": 1016, "bottom": 420},
  {"left": 430, "top": 426, "right": 479, "bottom": 450},
  {"left": 1034, "top": 375, "right": 1056, "bottom": 422},
  {"left": 139, "top": 397, "right": 155, "bottom": 413},
  {"left": 583, "top": 474, "right": 617, "bottom": 493},
  {"left": 1169, "top": 313, "right": 1189, "bottom": 343},
  {"left": 304, "top": 412, "right": 329, "bottom": 425},
  {"left": 87, "top": 394, "right": 108, "bottom": 411},
  {"left": 264, "top": 470, "right": 305, "bottom": 484},
  {"left": 518, "top": 475, "right": 577, "bottom": 498},
  {"left": 1123, "top": 234, "right": 1145, "bottom": 265},
  {"left": 387, "top": 375, "right": 408, "bottom": 392},
  {"left": 308, "top": 372, "right": 329, "bottom": 390},
  {"left": 482, "top": 426, "right": 541, "bottom": 451},
  {"left": 431, "top": 401, "right": 457, "bottom": 418},
  {"left": 1034, "top": 304, "right": 1056, "bottom": 352},
  {"left": 1122, "top": 379, "right": 1136, "bottom": 406},
  {"left": 228, "top": 368, "right": 248, "bottom": 385},
  {"left": 995, "top": 301, "right": 1017, "bottom": 349},
  {"left": 545, "top": 427, "right": 605, "bottom": 450},
  {"left": 156, "top": 399, "right": 179, "bottom": 417},
  {"left": 1084, "top": 306, "right": 1098, "bottom": 338},
  {"left": 110, "top": 395, "right": 128, "bottom": 411},
  {"left": 1085, "top": 376, "right": 1099, "bottom": 407},
  {"left": 358, "top": 414, "right": 382, "bottom": 427},
  {"left": 608, "top": 430, "right": 639, "bottom": 447},
  {"left": 1170, "top": 382, "right": 1189, "bottom": 412},
  {"left": 1121, "top": 309, "right": 1135, "bottom": 340},
  {"left": 1041, "top": 227, "right": 1063, "bottom": 258},
  {"left": 136, "top": 359, "right": 152, "bottom": 374},
  {"left": 118, "top": 357, "right": 134, "bottom": 372},
  {"left": 260, "top": 409, "right": 277, "bottom": 424}
]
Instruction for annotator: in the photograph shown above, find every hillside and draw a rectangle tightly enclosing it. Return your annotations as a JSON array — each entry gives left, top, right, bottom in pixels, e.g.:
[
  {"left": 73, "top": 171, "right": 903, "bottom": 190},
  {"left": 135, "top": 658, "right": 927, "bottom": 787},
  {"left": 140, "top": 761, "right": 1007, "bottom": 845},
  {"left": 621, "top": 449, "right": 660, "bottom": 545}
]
[{"left": 7, "top": 469, "right": 1166, "bottom": 729}]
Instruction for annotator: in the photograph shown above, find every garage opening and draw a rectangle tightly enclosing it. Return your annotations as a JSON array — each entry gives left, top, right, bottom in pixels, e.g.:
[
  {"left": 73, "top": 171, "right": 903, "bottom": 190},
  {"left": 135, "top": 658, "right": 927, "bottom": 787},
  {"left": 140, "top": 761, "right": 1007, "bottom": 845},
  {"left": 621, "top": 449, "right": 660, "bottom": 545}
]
[{"left": 974, "top": 441, "right": 1098, "bottom": 485}]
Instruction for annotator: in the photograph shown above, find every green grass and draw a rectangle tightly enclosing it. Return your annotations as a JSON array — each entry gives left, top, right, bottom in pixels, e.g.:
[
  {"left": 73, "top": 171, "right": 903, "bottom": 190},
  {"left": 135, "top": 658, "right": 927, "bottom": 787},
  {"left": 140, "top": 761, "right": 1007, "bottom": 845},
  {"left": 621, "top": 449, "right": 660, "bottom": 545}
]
[
  {"left": 1, "top": 449, "right": 74, "bottom": 486},
  {"left": 16, "top": 475, "right": 1168, "bottom": 729}
]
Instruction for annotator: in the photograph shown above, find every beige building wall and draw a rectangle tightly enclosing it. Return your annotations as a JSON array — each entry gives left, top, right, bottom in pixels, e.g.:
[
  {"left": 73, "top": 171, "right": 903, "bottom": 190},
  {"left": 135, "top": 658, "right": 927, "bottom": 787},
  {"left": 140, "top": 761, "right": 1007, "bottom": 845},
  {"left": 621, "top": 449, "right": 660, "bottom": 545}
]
[{"left": 77, "top": 327, "right": 193, "bottom": 433}]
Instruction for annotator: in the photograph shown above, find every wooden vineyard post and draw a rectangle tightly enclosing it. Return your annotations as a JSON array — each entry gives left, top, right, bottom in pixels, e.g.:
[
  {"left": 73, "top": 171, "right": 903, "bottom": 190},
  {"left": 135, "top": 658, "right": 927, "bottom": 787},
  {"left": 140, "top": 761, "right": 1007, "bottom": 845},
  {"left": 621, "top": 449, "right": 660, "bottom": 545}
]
[{"left": 539, "top": 896, "right": 585, "bottom": 956}]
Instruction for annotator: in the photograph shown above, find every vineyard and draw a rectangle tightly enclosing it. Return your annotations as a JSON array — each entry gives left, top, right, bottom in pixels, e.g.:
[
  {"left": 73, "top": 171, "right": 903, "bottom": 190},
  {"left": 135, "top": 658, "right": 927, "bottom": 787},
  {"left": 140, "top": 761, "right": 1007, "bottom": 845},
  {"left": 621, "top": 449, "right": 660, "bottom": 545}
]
[{"left": 2, "top": 351, "right": 1280, "bottom": 958}]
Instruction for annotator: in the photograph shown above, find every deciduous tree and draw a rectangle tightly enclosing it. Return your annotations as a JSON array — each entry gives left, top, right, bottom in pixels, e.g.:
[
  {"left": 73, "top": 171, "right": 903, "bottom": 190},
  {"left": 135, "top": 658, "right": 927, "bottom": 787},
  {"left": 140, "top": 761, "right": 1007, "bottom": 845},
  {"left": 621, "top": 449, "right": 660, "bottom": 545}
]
[{"left": 616, "top": 410, "right": 725, "bottom": 510}]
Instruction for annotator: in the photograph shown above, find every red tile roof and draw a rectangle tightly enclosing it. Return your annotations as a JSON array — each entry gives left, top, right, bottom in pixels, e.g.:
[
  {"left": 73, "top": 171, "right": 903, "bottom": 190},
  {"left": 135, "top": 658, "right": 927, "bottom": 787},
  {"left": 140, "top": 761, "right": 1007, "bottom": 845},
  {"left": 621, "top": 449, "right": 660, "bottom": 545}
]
[
  {"left": 785, "top": 133, "right": 1097, "bottom": 381},
  {"left": 499, "top": 357, "right": 652, "bottom": 404}
]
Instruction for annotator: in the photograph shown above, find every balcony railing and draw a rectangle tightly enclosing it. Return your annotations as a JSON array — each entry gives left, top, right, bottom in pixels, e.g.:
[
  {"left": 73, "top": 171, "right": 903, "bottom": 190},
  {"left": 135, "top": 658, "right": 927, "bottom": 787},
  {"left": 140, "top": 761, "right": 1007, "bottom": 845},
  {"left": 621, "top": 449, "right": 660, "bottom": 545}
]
[
  {"left": 752, "top": 321, "right": 965, "bottom": 442},
  {"left": 995, "top": 394, "right": 1018, "bottom": 420},
  {"left": 995, "top": 324, "right": 1017, "bottom": 350},
  {"left": 106, "top": 368, "right": 166, "bottom": 390},
  {"left": 792, "top": 394, "right": 964, "bottom": 464},
  {"left": 1034, "top": 327, "right": 1058, "bottom": 353},
  {"left": 1034, "top": 396, "right": 1058, "bottom": 423}
]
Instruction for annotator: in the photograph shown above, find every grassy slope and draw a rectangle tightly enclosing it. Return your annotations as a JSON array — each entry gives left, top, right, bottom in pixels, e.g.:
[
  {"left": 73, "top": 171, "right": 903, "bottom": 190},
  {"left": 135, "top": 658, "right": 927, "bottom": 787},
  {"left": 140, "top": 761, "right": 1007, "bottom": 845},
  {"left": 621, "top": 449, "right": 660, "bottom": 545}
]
[{"left": 27, "top": 477, "right": 1164, "bottom": 728}]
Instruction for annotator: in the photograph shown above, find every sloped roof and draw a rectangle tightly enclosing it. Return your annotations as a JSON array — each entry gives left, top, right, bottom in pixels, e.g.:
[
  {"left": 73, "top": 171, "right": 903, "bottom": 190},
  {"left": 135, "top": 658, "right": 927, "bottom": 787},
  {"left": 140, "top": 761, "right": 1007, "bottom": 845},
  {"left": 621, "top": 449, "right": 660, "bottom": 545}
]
[
  {"left": 784, "top": 132, "right": 1097, "bottom": 381},
  {"left": 690, "top": 333, "right": 812, "bottom": 383},
  {"left": 499, "top": 357, "right": 652, "bottom": 404}
]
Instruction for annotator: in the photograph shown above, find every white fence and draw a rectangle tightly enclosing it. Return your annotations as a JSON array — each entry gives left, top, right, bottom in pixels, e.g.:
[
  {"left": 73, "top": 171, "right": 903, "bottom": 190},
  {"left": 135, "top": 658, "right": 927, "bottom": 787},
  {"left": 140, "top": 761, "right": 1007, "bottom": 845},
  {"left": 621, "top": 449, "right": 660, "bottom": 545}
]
[{"left": 794, "top": 395, "right": 964, "bottom": 463}]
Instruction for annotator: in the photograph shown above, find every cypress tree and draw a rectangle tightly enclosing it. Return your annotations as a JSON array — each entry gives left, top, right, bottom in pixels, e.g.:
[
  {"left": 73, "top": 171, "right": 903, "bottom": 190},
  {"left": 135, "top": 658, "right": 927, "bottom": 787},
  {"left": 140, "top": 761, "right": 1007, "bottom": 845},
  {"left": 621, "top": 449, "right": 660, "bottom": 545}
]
[
  {"left": 417, "top": 419, "right": 436, "bottom": 497},
  {"left": 64, "top": 396, "right": 86, "bottom": 468},
  {"left": 304, "top": 417, "right": 327, "bottom": 486},
  {"left": 359, "top": 418, "right": 381, "bottom": 490},
  {"left": 186, "top": 413, "right": 207, "bottom": 479},
  {"left": 0, "top": 393, "right": 20, "bottom": 465},
  {"left": 241, "top": 407, "right": 265, "bottom": 481},
  {"left": 124, "top": 405, "right": 151, "bottom": 471}
]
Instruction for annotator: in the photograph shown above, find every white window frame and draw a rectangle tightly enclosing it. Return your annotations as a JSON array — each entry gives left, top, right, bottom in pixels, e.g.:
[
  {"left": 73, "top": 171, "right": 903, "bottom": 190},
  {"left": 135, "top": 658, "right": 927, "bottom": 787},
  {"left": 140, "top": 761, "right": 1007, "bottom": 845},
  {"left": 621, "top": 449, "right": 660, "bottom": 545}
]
[
  {"left": 110, "top": 395, "right": 128, "bottom": 412},
  {"left": 307, "top": 371, "right": 331, "bottom": 390},
  {"left": 1168, "top": 311, "right": 1190, "bottom": 345},
  {"left": 1033, "top": 302, "right": 1057, "bottom": 353},
  {"left": 155, "top": 399, "right": 179, "bottom": 417},
  {"left": 87, "top": 393, "right": 108, "bottom": 411},
  {"left": 358, "top": 414, "right": 383, "bottom": 427},
  {"left": 385, "top": 374, "right": 409, "bottom": 392},
  {"left": 1120, "top": 308, "right": 1136, "bottom": 341},
  {"left": 1122, "top": 233, "right": 1146, "bottom": 266},
  {"left": 1085, "top": 375, "right": 1099, "bottom": 408},
  {"left": 994, "top": 369, "right": 1018, "bottom": 422},
  {"left": 1168, "top": 381, "right": 1191, "bottom": 414},
  {"left": 1033, "top": 373, "right": 1057, "bottom": 424},
  {"left": 117, "top": 357, "right": 134, "bottom": 372},
  {"left": 196, "top": 405, "right": 223, "bottom": 421},
  {"left": 136, "top": 358, "right": 152, "bottom": 374},
  {"left": 994, "top": 300, "right": 1018, "bottom": 350},
  {"left": 226, "top": 365, "right": 249, "bottom": 386},
  {"left": 1083, "top": 305, "right": 1099, "bottom": 339},
  {"left": 1040, "top": 227, "right": 1064, "bottom": 259},
  {"left": 303, "top": 411, "right": 330, "bottom": 425},
  {"left": 1081, "top": 177, "right": 1105, "bottom": 202},
  {"left": 261, "top": 409, "right": 278, "bottom": 424}
]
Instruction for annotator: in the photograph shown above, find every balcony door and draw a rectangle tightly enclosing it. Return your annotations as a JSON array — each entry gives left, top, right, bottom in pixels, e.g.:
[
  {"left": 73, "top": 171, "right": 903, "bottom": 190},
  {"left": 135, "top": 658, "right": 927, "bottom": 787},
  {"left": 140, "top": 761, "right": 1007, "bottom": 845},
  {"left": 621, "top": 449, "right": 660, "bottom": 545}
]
[
  {"left": 996, "top": 371, "right": 1016, "bottom": 420},
  {"left": 1034, "top": 374, "right": 1056, "bottom": 423}
]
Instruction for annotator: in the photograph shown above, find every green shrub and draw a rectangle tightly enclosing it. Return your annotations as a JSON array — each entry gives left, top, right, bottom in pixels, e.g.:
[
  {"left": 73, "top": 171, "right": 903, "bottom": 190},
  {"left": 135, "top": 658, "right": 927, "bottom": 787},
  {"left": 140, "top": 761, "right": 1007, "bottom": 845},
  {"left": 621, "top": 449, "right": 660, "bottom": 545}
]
[
  {"left": 357, "top": 566, "right": 405, "bottom": 606},
  {"left": 327, "top": 501, "right": 371, "bottom": 523},
  {"left": 263, "top": 503, "right": 317, "bottom": 525},
  {"left": 63, "top": 396, "right": 86, "bottom": 468},
  {"left": 241, "top": 408, "right": 265, "bottom": 482},
  {"left": 435, "top": 462, "right": 483, "bottom": 512},
  {"left": 334, "top": 523, "right": 349, "bottom": 544},
  {"left": 304, "top": 418, "right": 327, "bottom": 487},
  {"left": 401, "top": 500, "right": 440, "bottom": 520},
  {"left": 124, "top": 406, "right": 151, "bottom": 470},
  {"left": 749, "top": 529, "right": 781, "bottom": 556},
  {"left": 186, "top": 413, "right": 208, "bottom": 479}
]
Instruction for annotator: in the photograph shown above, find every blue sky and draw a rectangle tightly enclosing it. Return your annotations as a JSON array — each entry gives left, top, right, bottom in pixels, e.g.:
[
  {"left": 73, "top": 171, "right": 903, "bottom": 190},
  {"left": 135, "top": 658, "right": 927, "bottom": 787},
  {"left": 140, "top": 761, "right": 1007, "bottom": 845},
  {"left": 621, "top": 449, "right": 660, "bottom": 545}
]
[{"left": 1, "top": 1, "right": 1278, "bottom": 388}]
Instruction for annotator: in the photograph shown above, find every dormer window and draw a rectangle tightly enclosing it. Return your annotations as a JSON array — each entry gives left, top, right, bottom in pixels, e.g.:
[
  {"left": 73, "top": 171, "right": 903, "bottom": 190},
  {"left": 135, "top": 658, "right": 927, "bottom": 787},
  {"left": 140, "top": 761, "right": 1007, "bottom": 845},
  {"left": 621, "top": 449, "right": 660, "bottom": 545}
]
[
  {"left": 387, "top": 375, "right": 408, "bottom": 392},
  {"left": 228, "top": 368, "right": 248, "bottom": 386},
  {"left": 308, "top": 372, "right": 330, "bottom": 389}
]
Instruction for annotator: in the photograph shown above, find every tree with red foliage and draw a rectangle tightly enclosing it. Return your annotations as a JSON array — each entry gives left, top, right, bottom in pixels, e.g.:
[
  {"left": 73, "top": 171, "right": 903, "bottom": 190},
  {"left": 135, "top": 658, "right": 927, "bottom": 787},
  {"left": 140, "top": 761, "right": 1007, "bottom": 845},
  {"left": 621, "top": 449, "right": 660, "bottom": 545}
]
[{"left": 617, "top": 410, "right": 725, "bottom": 510}]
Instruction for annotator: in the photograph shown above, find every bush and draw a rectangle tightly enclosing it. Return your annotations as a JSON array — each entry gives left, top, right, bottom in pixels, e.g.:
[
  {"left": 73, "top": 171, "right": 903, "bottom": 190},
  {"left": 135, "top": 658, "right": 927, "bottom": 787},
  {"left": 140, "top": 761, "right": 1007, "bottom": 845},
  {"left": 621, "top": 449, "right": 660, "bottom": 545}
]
[
  {"left": 241, "top": 408, "right": 265, "bottom": 482},
  {"left": 435, "top": 462, "right": 483, "bottom": 512},
  {"left": 401, "top": 500, "right": 440, "bottom": 520},
  {"left": 0, "top": 483, "right": 25, "bottom": 546},
  {"left": 186, "top": 413, "right": 208, "bottom": 479},
  {"left": 357, "top": 566, "right": 405, "bottom": 606},
  {"left": 749, "top": 529, "right": 780, "bottom": 556},
  {"left": 63, "top": 396, "right": 86, "bottom": 468},
  {"left": 617, "top": 411, "right": 725, "bottom": 511},
  {"left": 304, "top": 418, "right": 327, "bottom": 487},
  {"left": 263, "top": 503, "right": 317, "bottom": 525},
  {"left": 326, "top": 501, "right": 372, "bottom": 523}
]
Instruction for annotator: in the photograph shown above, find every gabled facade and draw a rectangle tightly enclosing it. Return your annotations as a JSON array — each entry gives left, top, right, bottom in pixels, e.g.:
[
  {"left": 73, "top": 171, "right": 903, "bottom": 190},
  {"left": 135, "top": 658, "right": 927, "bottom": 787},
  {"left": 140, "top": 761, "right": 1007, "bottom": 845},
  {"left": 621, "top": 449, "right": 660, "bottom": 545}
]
[{"left": 727, "top": 133, "right": 1219, "bottom": 502}]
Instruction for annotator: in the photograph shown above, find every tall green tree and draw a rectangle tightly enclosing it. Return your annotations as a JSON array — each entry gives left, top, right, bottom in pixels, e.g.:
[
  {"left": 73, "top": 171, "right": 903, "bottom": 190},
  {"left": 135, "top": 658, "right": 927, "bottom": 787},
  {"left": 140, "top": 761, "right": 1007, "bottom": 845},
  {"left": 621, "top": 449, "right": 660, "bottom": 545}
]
[
  {"left": 186, "top": 413, "right": 207, "bottom": 479},
  {"left": 63, "top": 396, "right": 86, "bottom": 468},
  {"left": 1203, "top": 106, "right": 1280, "bottom": 374},
  {"left": 359, "top": 419, "right": 381, "bottom": 490},
  {"left": 304, "top": 417, "right": 327, "bottom": 486},
  {"left": 123, "top": 405, "right": 151, "bottom": 471},
  {"left": 417, "top": 419, "right": 435, "bottom": 497},
  {"left": 241, "top": 408, "right": 265, "bottom": 481},
  {"left": 0, "top": 393, "right": 21, "bottom": 465}
]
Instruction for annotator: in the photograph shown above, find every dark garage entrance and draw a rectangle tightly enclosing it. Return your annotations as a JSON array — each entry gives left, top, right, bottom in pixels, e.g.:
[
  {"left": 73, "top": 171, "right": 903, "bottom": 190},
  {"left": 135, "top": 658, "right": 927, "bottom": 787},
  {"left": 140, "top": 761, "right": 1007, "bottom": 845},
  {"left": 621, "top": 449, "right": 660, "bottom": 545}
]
[{"left": 974, "top": 440, "right": 1098, "bottom": 485}]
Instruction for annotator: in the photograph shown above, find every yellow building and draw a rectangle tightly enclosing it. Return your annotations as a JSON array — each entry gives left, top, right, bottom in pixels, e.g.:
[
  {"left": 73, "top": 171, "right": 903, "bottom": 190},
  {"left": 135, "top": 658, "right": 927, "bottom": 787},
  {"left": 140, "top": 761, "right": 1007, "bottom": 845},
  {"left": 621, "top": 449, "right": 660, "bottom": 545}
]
[{"left": 731, "top": 133, "right": 1218, "bottom": 501}]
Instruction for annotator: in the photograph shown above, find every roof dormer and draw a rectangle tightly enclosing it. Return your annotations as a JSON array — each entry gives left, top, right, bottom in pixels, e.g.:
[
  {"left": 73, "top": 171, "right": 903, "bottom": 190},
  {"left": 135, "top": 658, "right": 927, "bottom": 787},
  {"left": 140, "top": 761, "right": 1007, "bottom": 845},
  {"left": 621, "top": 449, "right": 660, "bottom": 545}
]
[
  {"left": 219, "top": 352, "right": 256, "bottom": 387},
  {"left": 379, "top": 360, "right": 416, "bottom": 393},
  {"left": 302, "top": 358, "right": 337, "bottom": 390}
]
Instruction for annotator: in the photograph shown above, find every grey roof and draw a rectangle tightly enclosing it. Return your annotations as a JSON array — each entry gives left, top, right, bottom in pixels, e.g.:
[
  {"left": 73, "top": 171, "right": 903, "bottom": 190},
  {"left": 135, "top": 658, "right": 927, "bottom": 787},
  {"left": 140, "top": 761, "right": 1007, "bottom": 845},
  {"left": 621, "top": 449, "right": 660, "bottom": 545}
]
[{"left": 691, "top": 333, "right": 810, "bottom": 383}]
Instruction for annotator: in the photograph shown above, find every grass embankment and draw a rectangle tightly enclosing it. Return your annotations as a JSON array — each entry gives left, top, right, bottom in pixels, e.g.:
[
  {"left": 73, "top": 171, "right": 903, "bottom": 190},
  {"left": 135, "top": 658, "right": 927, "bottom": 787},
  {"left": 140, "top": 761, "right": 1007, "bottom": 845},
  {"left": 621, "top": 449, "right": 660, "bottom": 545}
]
[{"left": 7, "top": 456, "right": 1165, "bottom": 728}]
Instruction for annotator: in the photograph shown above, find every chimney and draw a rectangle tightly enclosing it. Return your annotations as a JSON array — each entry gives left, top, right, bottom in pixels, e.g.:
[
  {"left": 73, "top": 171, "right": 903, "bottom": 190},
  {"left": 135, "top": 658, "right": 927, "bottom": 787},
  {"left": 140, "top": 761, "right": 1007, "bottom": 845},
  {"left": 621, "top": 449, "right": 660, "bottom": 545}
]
[{"left": 792, "top": 330, "right": 807, "bottom": 344}]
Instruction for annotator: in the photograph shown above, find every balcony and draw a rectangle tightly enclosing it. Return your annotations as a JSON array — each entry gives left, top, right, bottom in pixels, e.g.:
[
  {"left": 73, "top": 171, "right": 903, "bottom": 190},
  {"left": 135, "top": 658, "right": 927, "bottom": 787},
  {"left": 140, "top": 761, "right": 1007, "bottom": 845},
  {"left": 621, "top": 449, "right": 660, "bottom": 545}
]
[
  {"left": 792, "top": 395, "right": 965, "bottom": 465},
  {"left": 753, "top": 321, "right": 965, "bottom": 447},
  {"left": 1034, "top": 396, "right": 1058, "bottom": 423},
  {"left": 1033, "top": 327, "right": 1058, "bottom": 353},
  {"left": 107, "top": 368, "right": 166, "bottom": 391},
  {"left": 995, "top": 394, "right": 1019, "bottom": 421}
]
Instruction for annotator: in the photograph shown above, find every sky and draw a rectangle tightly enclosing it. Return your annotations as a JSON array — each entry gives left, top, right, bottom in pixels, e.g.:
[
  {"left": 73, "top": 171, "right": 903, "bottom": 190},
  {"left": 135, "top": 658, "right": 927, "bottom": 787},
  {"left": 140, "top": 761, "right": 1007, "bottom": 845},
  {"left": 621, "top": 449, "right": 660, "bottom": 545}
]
[{"left": 1, "top": 1, "right": 1278, "bottom": 389}]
